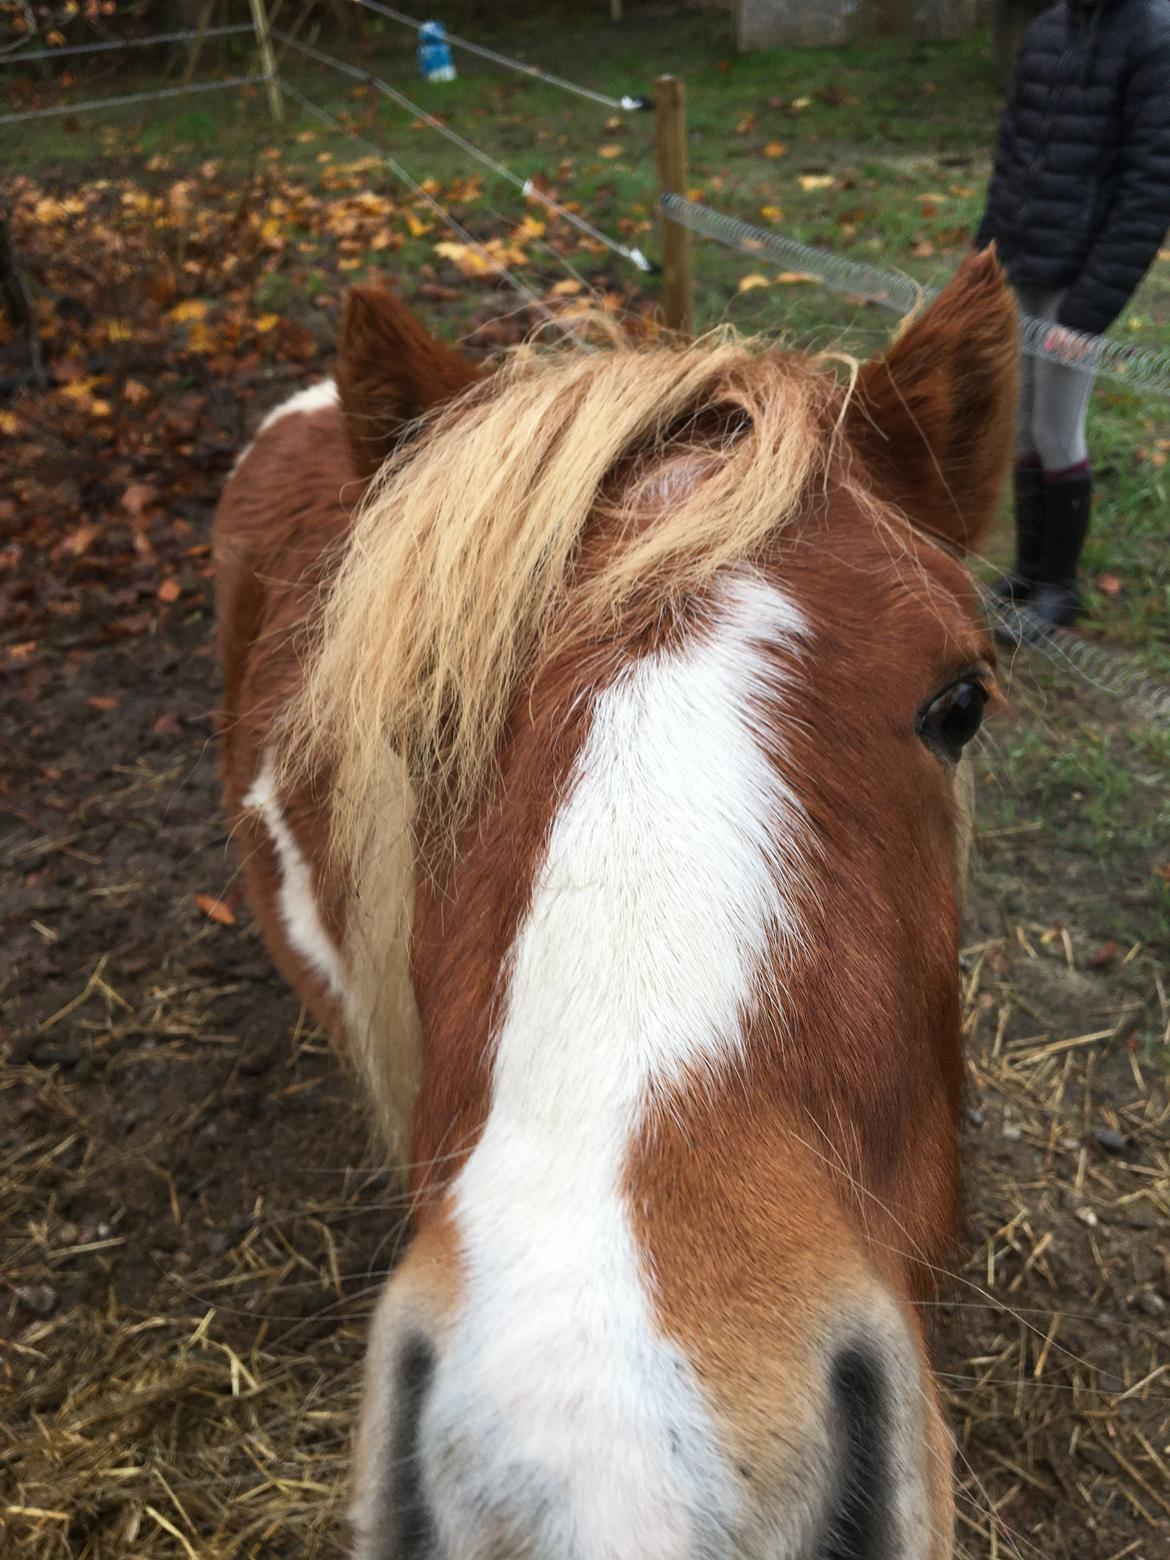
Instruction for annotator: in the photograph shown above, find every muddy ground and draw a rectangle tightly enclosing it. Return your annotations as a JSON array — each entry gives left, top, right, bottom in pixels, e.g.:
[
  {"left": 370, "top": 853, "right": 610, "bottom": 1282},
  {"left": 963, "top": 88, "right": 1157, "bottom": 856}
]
[{"left": 3, "top": 293, "right": 1169, "bottom": 1557}]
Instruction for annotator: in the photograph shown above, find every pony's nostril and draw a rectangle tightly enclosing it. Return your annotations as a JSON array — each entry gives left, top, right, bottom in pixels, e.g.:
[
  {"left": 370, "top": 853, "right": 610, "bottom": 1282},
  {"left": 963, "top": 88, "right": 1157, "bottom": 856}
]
[
  {"left": 389, "top": 1335, "right": 437, "bottom": 1559},
  {"left": 819, "top": 1347, "right": 891, "bottom": 1560}
]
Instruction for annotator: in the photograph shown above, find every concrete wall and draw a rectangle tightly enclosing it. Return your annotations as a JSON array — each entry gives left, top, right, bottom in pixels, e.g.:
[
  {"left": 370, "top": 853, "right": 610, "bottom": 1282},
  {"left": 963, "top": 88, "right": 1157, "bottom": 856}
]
[{"left": 736, "top": 0, "right": 981, "bottom": 49}]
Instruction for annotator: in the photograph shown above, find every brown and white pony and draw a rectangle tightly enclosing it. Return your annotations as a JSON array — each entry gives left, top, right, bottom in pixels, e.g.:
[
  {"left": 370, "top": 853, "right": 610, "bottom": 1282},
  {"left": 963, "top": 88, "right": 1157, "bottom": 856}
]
[{"left": 213, "top": 251, "right": 1017, "bottom": 1560}]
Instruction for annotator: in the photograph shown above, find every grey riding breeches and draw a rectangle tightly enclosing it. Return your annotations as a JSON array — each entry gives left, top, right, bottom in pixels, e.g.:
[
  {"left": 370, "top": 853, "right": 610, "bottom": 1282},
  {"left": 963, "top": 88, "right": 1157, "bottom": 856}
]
[{"left": 1014, "top": 286, "right": 1097, "bottom": 474}]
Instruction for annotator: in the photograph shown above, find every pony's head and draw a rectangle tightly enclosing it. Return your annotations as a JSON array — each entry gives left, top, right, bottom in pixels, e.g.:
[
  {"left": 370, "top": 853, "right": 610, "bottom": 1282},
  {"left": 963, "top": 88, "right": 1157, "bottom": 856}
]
[{"left": 294, "top": 254, "right": 1017, "bottom": 1560}]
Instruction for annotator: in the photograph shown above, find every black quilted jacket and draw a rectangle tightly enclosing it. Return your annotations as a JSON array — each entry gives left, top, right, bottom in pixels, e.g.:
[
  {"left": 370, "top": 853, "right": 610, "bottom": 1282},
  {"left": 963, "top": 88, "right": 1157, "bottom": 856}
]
[{"left": 976, "top": 0, "right": 1170, "bottom": 336}]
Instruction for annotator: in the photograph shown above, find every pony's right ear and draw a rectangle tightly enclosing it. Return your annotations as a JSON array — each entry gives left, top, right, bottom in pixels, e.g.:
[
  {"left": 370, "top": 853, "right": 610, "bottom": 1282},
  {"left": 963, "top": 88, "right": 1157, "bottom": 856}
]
[
  {"left": 337, "top": 286, "right": 483, "bottom": 484},
  {"left": 844, "top": 247, "right": 1018, "bottom": 556}
]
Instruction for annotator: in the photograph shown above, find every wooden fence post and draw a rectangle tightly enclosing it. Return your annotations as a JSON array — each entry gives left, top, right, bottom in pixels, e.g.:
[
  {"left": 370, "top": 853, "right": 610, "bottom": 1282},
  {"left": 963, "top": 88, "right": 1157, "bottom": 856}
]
[
  {"left": 181, "top": 0, "right": 215, "bottom": 91},
  {"left": 248, "top": 0, "right": 284, "bottom": 124},
  {"left": 1, "top": 210, "right": 47, "bottom": 388},
  {"left": 654, "top": 74, "right": 694, "bottom": 337}
]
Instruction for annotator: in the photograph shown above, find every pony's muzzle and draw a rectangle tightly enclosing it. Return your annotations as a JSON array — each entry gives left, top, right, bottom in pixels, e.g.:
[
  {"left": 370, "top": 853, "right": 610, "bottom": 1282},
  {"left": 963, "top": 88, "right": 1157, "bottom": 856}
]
[{"left": 351, "top": 1267, "right": 953, "bottom": 1560}]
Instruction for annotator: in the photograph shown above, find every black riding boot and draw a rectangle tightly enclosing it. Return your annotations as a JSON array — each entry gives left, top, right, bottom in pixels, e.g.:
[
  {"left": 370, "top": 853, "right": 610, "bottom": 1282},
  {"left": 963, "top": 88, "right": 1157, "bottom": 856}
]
[
  {"left": 989, "top": 463, "right": 1047, "bottom": 605},
  {"left": 1018, "top": 472, "right": 1092, "bottom": 639}
]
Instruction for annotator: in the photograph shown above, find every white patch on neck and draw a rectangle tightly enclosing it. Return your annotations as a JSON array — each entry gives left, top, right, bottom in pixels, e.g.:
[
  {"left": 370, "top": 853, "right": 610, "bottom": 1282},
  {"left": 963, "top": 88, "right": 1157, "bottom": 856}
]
[
  {"left": 232, "top": 379, "right": 339, "bottom": 474},
  {"left": 257, "top": 377, "right": 338, "bottom": 435},
  {"left": 243, "top": 749, "right": 344, "bottom": 998},
  {"left": 419, "top": 574, "right": 810, "bottom": 1559}
]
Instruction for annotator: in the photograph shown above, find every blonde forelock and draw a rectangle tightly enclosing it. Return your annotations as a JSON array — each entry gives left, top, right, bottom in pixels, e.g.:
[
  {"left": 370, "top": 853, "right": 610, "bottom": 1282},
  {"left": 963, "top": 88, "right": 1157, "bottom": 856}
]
[{"left": 281, "top": 323, "right": 837, "bottom": 869}]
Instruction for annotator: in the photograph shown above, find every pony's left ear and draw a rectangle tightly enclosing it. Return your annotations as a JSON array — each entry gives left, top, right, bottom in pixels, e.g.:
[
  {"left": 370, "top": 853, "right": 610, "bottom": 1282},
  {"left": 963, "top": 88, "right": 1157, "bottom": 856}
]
[
  {"left": 844, "top": 247, "right": 1018, "bottom": 554},
  {"left": 337, "top": 285, "right": 484, "bottom": 484}
]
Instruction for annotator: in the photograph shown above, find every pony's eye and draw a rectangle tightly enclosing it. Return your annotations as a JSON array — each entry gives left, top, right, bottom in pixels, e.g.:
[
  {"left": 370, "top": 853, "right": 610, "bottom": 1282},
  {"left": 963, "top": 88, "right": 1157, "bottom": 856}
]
[{"left": 918, "top": 678, "right": 989, "bottom": 763}]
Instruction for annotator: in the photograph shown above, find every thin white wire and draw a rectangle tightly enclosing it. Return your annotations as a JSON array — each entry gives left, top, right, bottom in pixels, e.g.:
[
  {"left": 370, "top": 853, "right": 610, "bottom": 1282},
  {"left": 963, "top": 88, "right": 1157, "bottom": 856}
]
[
  {"left": 0, "top": 5, "right": 75, "bottom": 60},
  {"left": 982, "top": 592, "right": 1170, "bottom": 728},
  {"left": 274, "top": 31, "right": 652, "bottom": 272},
  {"left": 276, "top": 76, "right": 574, "bottom": 341},
  {"left": 348, "top": 0, "right": 647, "bottom": 113},
  {"left": 662, "top": 193, "right": 1170, "bottom": 399},
  {"left": 0, "top": 72, "right": 262, "bottom": 124},
  {"left": 1, "top": 30, "right": 41, "bottom": 61},
  {"left": 0, "top": 23, "right": 254, "bottom": 66},
  {"left": 0, "top": 0, "right": 158, "bottom": 60}
]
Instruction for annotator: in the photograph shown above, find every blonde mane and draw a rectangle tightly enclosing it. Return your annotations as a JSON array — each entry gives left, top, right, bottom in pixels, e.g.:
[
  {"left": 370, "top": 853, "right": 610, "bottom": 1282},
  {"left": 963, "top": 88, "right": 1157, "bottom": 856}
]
[{"left": 283, "top": 328, "right": 838, "bottom": 867}]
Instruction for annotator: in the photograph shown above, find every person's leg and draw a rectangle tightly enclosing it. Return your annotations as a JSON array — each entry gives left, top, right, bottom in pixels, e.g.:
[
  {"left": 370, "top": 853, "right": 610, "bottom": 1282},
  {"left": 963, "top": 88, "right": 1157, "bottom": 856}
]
[
  {"left": 1023, "top": 310, "right": 1096, "bottom": 631},
  {"left": 991, "top": 287, "right": 1047, "bottom": 604}
]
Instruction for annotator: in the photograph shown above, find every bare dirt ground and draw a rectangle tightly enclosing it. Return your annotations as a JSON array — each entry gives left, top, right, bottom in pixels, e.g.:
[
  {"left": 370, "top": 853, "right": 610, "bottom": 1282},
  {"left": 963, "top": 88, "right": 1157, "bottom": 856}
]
[{"left": 3, "top": 173, "right": 1168, "bottom": 1560}]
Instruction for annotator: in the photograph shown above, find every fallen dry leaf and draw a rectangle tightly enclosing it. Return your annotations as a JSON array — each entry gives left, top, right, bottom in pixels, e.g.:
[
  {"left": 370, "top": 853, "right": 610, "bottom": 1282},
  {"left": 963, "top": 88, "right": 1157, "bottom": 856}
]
[
  {"left": 798, "top": 174, "right": 834, "bottom": 192},
  {"left": 59, "top": 375, "right": 103, "bottom": 402},
  {"left": 122, "top": 483, "right": 157, "bottom": 520},
  {"left": 195, "top": 893, "right": 237, "bottom": 926},
  {"left": 167, "top": 299, "right": 207, "bottom": 324},
  {"left": 434, "top": 240, "right": 493, "bottom": 278},
  {"left": 61, "top": 523, "right": 98, "bottom": 557}
]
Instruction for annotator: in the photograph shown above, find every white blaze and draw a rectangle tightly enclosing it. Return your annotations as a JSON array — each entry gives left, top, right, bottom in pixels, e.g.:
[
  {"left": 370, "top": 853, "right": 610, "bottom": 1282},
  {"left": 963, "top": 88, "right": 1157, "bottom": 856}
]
[{"left": 421, "top": 574, "right": 811, "bottom": 1559}]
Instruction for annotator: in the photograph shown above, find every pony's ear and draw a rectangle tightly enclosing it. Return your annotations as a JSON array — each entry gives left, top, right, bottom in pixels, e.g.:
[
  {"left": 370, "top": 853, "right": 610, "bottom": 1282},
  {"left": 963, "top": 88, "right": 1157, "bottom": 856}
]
[
  {"left": 844, "top": 247, "right": 1018, "bottom": 554},
  {"left": 337, "top": 286, "right": 483, "bottom": 484}
]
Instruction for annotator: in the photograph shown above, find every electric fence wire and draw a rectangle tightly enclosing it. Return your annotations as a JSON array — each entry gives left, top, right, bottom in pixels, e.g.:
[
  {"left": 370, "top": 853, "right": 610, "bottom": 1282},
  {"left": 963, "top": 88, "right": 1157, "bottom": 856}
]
[
  {"left": 0, "top": 71, "right": 262, "bottom": 124},
  {"left": 276, "top": 76, "right": 580, "bottom": 344},
  {"left": 349, "top": 0, "right": 649, "bottom": 113},
  {"left": 661, "top": 194, "right": 1170, "bottom": 399},
  {"left": 0, "top": 23, "right": 254, "bottom": 67},
  {"left": 274, "top": 31, "right": 653, "bottom": 272},
  {"left": 664, "top": 197, "right": 1170, "bottom": 721},
  {"left": 982, "top": 594, "right": 1170, "bottom": 729},
  {"left": 1, "top": 3, "right": 84, "bottom": 59}
]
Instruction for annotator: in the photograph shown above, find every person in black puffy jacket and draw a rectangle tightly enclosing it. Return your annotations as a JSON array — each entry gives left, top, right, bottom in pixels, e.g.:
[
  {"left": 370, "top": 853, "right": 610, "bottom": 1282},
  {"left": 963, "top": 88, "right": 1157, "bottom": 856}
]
[{"left": 975, "top": 0, "right": 1170, "bottom": 635}]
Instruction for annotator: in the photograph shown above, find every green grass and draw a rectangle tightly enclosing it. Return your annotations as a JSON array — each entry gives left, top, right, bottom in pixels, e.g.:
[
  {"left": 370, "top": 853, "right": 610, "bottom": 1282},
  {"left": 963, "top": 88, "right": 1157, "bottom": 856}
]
[
  {"left": 3, "top": 10, "right": 1169, "bottom": 670},
  {"left": 974, "top": 662, "right": 1170, "bottom": 952}
]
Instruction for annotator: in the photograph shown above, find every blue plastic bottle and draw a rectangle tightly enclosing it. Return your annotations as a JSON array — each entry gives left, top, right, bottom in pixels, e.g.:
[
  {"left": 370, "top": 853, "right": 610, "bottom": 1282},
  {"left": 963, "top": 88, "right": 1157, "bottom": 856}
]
[{"left": 418, "top": 21, "right": 457, "bottom": 83}]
